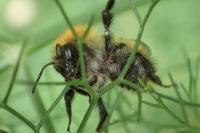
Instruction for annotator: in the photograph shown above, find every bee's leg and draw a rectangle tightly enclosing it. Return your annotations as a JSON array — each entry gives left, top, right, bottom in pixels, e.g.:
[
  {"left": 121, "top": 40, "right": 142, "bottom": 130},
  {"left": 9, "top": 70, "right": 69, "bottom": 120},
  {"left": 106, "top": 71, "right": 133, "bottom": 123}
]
[
  {"left": 102, "top": 0, "right": 115, "bottom": 52},
  {"left": 135, "top": 53, "right": 171, "bottom": 88},
  {"left": 75, "top": 88, "right": 92, "bottom": 103},
  {"left": 148, "top": 73, "right": 172, "bottom": 88},
  {"left": 64, "top": 88, "right": 75, "bottom": 132},
  {"left": 96, "top": 98, "right": 108, "bottom": 132}
]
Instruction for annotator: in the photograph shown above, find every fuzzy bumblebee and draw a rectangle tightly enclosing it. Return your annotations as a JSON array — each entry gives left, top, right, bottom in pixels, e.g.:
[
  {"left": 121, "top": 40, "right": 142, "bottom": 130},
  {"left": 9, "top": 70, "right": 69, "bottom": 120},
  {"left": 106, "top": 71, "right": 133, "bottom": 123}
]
[
  {"left": 54, "top": 26, "right": 162, "bottom": 87},
  {"left": 53, "top": 28, "right": 168, "bottom": 132},
  {"left": 32, "top": 0, "right": 168, "bottom": 132}
]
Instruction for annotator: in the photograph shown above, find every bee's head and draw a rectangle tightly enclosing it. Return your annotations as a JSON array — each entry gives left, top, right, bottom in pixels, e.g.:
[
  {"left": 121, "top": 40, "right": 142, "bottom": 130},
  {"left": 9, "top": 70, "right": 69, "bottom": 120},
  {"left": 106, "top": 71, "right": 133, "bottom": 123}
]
[{"left": 54, "top": 44, "right": 80, "bottom": 80}]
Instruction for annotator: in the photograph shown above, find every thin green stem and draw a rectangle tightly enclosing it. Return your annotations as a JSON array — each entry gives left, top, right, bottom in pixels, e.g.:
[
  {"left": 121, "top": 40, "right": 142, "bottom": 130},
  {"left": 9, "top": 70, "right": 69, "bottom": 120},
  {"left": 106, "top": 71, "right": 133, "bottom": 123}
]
[
  {"left": 159, "top": 98, "right": 185, "bottom": 124},
  {"left": 54, "top": 0, "right": 78, "bottom": 38},
  {"left": 119, "top": 0, "right": 160, "bottom": 78},
  {"left": 121, "top": 80, "right": 142, "bottom": 122},
  {"left": 187, "top": 58, "right": 193, "bottom": 97},
  {"left": 194, "top": 58, "right": 200, "bottom": 102},
  {"left": 82, "top": 82, "right": 97, "bottom": 98},
  {"left": 128, "top": 0, "right": 143, "bottom": 25},
  {"left": 17, "top": 80, "right": 66, "bottom": 86},
  {"left": 36, "top": 86, "right": 69, "bottom": 131},
  {"left": 98, "top": 79, "right": 120, "bottom": 97},
  {"left": 101, "top": 91, "right": 124, "bottom": 132},
  {"left": 78, "top": 16, "right": 95, "bottom": 80},
  {"left": 149, "top": 90, "right": 185, "bottom": 124},
  {"left": 0, "top": 104, "right": 36, "bottom": 131},
  {"left": 25, "top": 64, "right": 56, "bottom": 133},
  {"left": 108, "top": 113, "right": 136, "bottom": 126},
  {"left": 36, "top": 80, "right": 82, "bottom": 131},
  {"left": 180, "top": 83, "right": 190, "bottom": 99},
  {"left": 76, "top": 98, "right": 97, "bottom": 133},
  {"left": 77, "top": 39, "right": 87, "bottom": 80},
  {"left": 81, "top": 15, "right": 95, "bottom": 41},
  {"left": 135, "top": 88, "right": 142, "bottom": 122},
  {"left": 151, "top": 89, "right": 200, "bottom": 108},
  {"left": 169, "top": 73, "right": 189, "bottom": 126},
  {"left": 116, "top": 108, "right": 132, "bottom": 133},
  {"left": 142, "top": 101, "right": 162, "bottom": 108},
  {"left": 3, "top": 40, "right": 27, "bottom": 104}
]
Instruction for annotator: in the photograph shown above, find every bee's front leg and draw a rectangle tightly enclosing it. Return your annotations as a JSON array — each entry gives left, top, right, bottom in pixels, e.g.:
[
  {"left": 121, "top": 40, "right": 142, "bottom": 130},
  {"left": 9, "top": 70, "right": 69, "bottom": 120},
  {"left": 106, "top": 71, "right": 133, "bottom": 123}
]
[
  {"left": 64, "top": 88, "right": 75, "bottom": 132},
  {"left": 75, "top": 88, "right": 92, "bottom": 103}
]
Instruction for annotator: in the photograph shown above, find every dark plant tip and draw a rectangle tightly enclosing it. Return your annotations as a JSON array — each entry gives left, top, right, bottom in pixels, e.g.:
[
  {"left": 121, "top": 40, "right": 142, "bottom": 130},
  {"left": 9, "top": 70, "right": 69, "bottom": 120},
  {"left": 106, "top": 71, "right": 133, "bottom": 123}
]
[
  {"left": 161, "top": 84, "right": 174, "bottom": 88},
  {"left": 32, "top": 88, "right": 35, "bottom": 94},
  {"left": 67, "top": 128, "right": 71, "bottom": 133},
  {"left": 32, "top": 83, "right": 38, "bottom": 94}
]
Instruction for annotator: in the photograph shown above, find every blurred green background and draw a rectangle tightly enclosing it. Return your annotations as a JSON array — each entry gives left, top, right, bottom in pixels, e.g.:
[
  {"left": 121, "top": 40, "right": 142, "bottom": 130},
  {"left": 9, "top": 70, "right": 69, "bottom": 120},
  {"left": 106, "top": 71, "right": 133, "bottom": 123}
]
[{"left": 0, "top": 0, "right": 200, "bottom": 133}]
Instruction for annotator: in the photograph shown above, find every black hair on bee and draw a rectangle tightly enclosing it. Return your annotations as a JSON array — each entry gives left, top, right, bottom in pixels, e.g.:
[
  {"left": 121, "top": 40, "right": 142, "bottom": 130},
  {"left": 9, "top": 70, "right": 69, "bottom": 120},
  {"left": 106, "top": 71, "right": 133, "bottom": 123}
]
[{"left": 32, "top": 0, "right": 170, "bottom": 132}]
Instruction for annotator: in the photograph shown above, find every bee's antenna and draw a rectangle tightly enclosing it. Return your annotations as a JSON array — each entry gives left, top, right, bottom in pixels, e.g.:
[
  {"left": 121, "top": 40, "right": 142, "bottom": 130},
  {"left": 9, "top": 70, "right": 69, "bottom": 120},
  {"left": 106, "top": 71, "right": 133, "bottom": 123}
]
[{"left": 32, "top": 62, "right": 55, "bottom": 94}]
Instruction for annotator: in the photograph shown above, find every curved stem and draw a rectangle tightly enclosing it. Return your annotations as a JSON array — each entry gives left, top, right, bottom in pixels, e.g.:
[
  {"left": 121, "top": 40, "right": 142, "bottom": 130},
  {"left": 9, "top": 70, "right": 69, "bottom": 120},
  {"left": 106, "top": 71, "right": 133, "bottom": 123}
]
[
  {"left": 76, "top": 98, "right": 97, "bottom": 133},
  {"left": 0, "top": 104, "right": 36, "bottom": 131}
]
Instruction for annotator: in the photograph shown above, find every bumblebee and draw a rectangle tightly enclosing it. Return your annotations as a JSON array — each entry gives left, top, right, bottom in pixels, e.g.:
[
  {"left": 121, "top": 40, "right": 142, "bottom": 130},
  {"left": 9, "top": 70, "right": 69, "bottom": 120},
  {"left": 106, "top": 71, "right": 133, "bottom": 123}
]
[{"left": 33, "top": 0, "right": 168, "bottom": 132}]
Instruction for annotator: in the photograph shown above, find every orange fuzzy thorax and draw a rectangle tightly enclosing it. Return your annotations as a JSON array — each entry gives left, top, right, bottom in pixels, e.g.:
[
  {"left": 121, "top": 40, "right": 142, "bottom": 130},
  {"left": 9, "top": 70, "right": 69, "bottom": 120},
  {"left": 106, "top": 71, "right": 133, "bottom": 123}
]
[{"left": 55, "top": 26, "right": 96, "bottom": 45}]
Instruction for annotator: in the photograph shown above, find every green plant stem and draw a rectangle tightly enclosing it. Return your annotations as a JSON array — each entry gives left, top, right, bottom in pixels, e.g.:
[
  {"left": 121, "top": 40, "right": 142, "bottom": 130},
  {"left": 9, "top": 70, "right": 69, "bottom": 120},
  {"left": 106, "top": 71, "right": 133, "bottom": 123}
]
[
  {"left": 108, "top": 113, "right": 136, "bottom": 126},
  {"left": 17, "top": 80, "right": 67, "bottom": 86},
  {"left": 187, "top": 59, "right": 193, "bottom": 97},
  {"left": 128, "top": 0, "right": 143, "bottom": 25},
  {"left": 77, "top": 39, "right": 87, "bottom": 80},
  {"left": 36, "top": 86, "right": 69, "bottom": 131},
  {"left": 135, "top": 88, "right": 142, "bottom": 122},
  {"left": 142, "top": 101, "right": 162, "bottom": 108},
  {"left": 119, "top": 0, "right": 160, "bottom": 78},
  {"left": 3, "top": 40, "right": 27, "bottom": 104},
  {"left": 151, "top": 89, "right": 200, "bottom": 108},
  {"left": 36, "top": 80, "right": 82, "bottom": 131},
  {"left": 149, "top": 91, "right": 185, "bottom": 124},
  {"left": 180, "top": 83, "right": 190, "bottom": 99},
  {"left": 98, "top": 79, "right": 120, "bottom": 97},
  {"left": 169, "top": 73, "right": 189, "bottom": 126},
  {"left": 194, "top": 58, "right": 200, "bottom": 102},
  {"left": 0, "top": 104, "right": 36, "bottom": 131},
  {"left": 116, "top": 108, "right": 132, "bottom": 133},
  {"left": 25, "top": 64, "right": 56, "bottom": 133},
  {"left": 54, "top": 0, "right": 78, "bottom": 38},
  {"left": 159, "top": 98, "right": 185, "bottom": 124},
  {"left": 121, "top": 80, "right": 142, "bottom": 122},
  {"left": 101, "top": 91, "right": 124, "bottom": 133},
  {"left": 83, "top": 83, "right": 97, "bottom": 98},
  {"left": 78, "top": 15, "right": 95, "bottom": 80},
  {"left": 76, "top": 98, "right": 97, "bottom": 133}
]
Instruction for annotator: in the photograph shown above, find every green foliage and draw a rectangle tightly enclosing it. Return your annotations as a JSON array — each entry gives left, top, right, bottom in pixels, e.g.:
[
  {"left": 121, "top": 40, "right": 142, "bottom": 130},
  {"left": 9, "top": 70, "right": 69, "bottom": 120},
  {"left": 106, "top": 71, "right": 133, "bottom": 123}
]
[{"left": 0, "top": 0, "right": 200, "bottom": 133}]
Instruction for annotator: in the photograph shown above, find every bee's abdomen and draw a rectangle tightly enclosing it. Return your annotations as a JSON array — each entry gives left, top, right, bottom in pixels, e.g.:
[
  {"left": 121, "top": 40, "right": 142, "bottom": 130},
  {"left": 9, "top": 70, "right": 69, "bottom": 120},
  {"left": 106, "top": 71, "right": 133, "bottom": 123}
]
[{"left": 106, "top": 52, "right": 162, "bottom": 88}]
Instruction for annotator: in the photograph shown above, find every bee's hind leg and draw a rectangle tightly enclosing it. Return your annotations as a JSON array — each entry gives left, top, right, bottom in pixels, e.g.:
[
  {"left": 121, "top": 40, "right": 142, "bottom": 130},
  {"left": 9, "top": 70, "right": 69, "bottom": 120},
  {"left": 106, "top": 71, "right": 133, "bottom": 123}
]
[
  {"left": 148, "top": 73, "right": 172, "bottom": 88},
  {"left": 96, "top": 98, "right": 108, "bottom": 132}
]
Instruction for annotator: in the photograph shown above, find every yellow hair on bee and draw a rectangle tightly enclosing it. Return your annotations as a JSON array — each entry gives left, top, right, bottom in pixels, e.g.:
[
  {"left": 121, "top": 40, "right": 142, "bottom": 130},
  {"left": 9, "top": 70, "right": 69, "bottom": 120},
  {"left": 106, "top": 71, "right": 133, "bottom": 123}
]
[
  {"left": 112, "top": 37, "right": 151, "bottom": 60},
  {"left": 55, "top": 25, "right": 152, "bottom": 62},
  {"left": 55, "top": 25, "right": 96, "bottom": 45}
]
